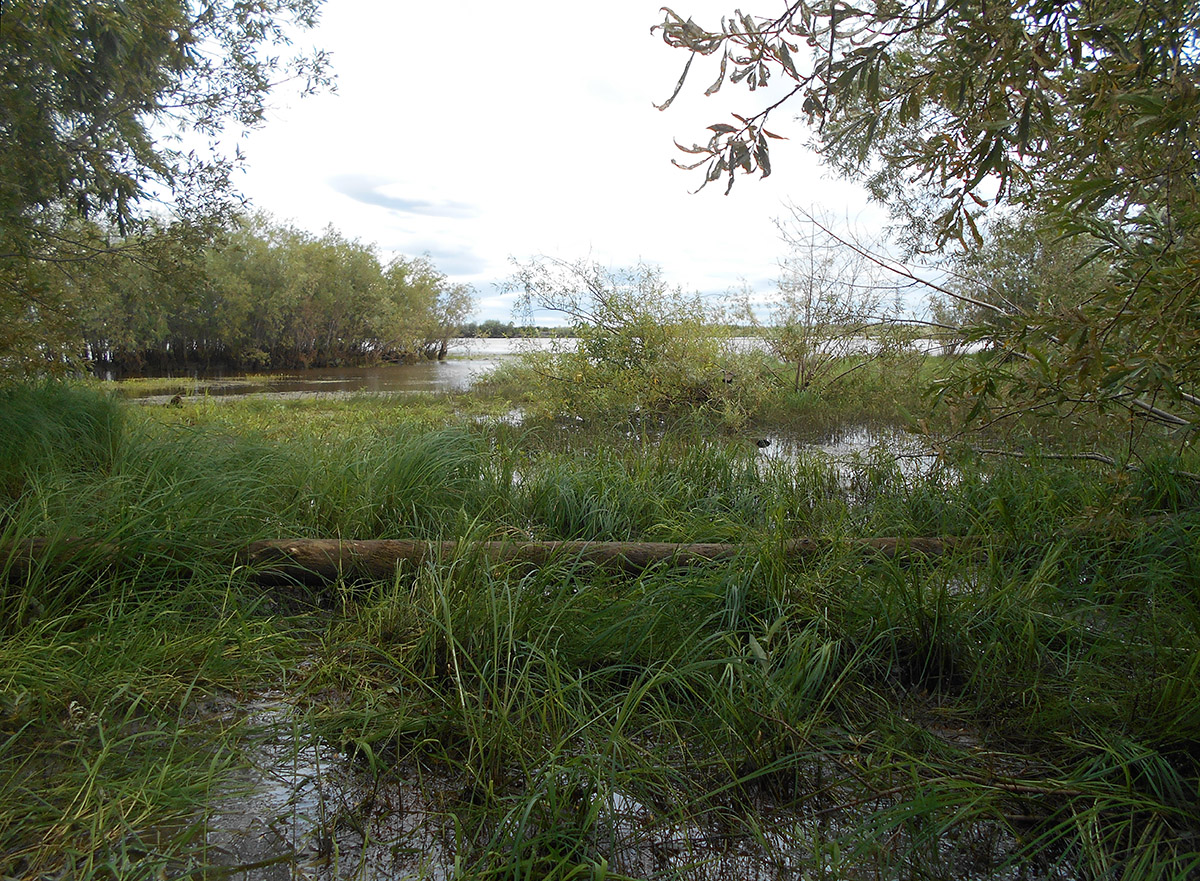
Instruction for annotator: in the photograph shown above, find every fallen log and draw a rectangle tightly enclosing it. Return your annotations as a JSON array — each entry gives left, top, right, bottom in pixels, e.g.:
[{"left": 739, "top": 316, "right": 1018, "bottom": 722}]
[
  {"left": 240, "top": 537, "right": 971, "bottom": 582},
  {"left": 1, "top": 536, "right": 975, "bottom": 585}
]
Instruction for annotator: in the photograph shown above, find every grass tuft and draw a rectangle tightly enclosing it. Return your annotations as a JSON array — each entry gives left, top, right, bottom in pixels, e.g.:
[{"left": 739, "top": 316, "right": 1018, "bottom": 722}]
[{"left": 0, "top": 382, "right": 1197, "bottom": 878}]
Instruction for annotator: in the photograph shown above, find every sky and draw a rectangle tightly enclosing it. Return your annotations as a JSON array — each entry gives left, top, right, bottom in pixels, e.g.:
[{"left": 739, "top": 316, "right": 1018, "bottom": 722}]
[{"left": 230, "top": 1, "right": 887, "bottom": 324}]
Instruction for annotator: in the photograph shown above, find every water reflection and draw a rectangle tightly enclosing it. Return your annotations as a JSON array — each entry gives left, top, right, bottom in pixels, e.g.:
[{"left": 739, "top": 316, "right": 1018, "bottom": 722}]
[
  {"left": 198, "top": 691, "right": 1041, "bottom": 881},
  {"left": 759, "top": 424, "right": 943, "bottom": 482},
  {"left": 118, "top": 338, "right": 563, "bottom": 401},
  {"left": 117, "top": 336, "right": 961, "bottom": 403}
]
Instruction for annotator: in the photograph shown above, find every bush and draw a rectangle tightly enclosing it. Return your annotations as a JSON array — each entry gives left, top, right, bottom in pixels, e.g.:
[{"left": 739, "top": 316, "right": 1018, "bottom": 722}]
[{"left": 504, "top": 259, "right": 763, "bottom": 426}]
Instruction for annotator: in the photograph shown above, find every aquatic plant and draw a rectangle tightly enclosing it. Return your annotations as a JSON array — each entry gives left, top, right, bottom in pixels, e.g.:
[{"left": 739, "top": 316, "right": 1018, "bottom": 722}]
[{"left": 0, "top": 384, "right": 1197, "bottom": 878}]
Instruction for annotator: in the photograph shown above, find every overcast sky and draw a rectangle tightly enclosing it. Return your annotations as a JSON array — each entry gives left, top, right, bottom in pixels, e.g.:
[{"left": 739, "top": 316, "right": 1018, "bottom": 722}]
[{"left": 232, "top": 1, "right": 884, "bottom": 323}]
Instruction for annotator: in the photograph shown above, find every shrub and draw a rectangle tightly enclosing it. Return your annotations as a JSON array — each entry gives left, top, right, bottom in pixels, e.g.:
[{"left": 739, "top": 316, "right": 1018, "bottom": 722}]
[{"left": 505, "top": 259, "right": 762, "bottom": 426}]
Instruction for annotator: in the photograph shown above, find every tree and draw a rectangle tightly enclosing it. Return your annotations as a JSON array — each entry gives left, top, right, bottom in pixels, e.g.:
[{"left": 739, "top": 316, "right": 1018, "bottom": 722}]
[
  {"left": 0, "top": 0, "right": 330, "bottom": 374},
  {"left": 380, "top": 256, "right": 474, "bottom": 362},
  {"left": 747, "top": 206, "right": 900, "bottom": 393},
  {"left": 932, "top": 211, "right": 1111, "bottom": 330},
  {"left": 655, "top": 0, "right": 1197, "bottom": 235},
  {"left": 656, "top": 0, "right": 1200, "bottom": 440},
  {"left": 72, "top": 213, "right": 476, "bottom": 373},
  {"left": 507, "top": 258, "right": 751, "bottom": 424},
  {"left": 74, "top": 218, "right": 208, "bottom": 374}
]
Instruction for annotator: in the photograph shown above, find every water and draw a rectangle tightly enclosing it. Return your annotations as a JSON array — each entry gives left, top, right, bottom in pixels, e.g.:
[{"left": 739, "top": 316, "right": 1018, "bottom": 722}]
[
  {"left": 117, "top": 333, "right": 1032, "bottom": 877},
  {"left": 195, "top": 694, "right": 1062, "bottom": 881},
  {"left": 116, "top": 336, "right": 960, "bottom": 403},
  {"left": 759, "top": 424, "right": 945, "bottom": 483},
  {"left": 196, "top": 693, "right": 453, "bottom": 881},
  {"left": 118, "top": 338, "right": 568, "bottom": 402}
]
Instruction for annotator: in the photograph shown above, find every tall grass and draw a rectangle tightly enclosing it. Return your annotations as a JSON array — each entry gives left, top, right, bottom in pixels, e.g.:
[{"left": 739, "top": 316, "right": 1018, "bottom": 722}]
[{"left": 1, "top": 383, "right": 1197, "bottom": 878}]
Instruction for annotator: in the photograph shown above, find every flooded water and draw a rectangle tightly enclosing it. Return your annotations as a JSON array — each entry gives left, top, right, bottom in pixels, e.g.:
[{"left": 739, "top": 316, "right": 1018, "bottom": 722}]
[
  {"left": 195, "top": 693, "right": 453, "bottom": 880},
  {"left": 759, "top": 424, "right": 945, "bottom": 483},
  {"left": 117, "top": 336, "right": 960, "bottom": 404},
  {"left": 151, "top": 340, "right": 978, "bottom": 877},
  {"left": 196, "top": 691, "right": 1060, "bottom": 881},
  {"left": 118, "top": 338, "right": 569, "bottom": 402}
]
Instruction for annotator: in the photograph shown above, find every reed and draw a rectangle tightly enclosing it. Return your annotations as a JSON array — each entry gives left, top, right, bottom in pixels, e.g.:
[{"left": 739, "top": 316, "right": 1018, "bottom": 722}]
[{"left": 1, "top": 383, "right": 1197, "bottom": 878}]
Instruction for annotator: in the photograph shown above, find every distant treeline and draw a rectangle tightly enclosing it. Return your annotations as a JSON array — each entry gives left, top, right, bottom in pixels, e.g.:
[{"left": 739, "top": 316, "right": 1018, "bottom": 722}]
[
  {"left": 80, "top": 214, "right": 473, "bottom": 376},
  {"left": 457, "top": 321, "right": 574, "bottom": 339},
  {"left": 458, "top": 321, "right": 768, "bottom": 340}
]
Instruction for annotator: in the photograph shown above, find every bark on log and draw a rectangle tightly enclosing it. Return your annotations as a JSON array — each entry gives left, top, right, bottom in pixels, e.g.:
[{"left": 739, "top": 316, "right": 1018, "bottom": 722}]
[
  {"left": 2, "top": 537, "right": 121, "bottom": 574},
  {"left": 1, "top": 536, "right": 974, "bottom": 585},
  {"left": 240, "top": 537, "right": 971, "bottom": 583}
]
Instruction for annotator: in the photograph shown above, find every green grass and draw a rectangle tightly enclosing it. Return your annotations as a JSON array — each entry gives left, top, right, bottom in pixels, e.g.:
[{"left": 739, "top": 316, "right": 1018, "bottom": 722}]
[
  {"left": 1, "top": 382, "right": 1198, "bottom": 878},
  {"left": 479, "top": 343, "right": 940, "bottom": 436}
]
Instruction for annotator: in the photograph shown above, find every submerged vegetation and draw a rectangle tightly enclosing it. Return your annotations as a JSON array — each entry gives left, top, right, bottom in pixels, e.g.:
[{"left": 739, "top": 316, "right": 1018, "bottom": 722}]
[{"left": 1, "top": 378, "right": 1198, "bottom": 879}]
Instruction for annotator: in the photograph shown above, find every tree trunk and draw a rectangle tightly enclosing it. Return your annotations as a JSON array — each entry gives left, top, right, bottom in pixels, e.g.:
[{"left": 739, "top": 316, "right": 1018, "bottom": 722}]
[
  {"left": 239, "top": 537, "right": 970, "bottom": 582},
  {"left": 1, "top": 536, "right": 974, "bottom": 586}
]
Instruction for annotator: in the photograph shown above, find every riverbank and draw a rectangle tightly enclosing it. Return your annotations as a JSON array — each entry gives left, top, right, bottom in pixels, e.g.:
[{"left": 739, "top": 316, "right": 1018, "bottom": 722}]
[{"left": 1, "top": 383, "right": 1197, "bottom": 879}]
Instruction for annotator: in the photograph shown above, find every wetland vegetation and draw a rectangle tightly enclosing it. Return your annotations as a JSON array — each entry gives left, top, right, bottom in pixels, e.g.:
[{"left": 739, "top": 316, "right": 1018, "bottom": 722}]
[
  {"left": 5, "top": 199, "right": 1199, "bottom": 881},
  {"left": 2, "top": 339, "right": 1198, "bottom": 878},
  {"left": 4, "top": 0, "right": 1200, "bottom": 877}
]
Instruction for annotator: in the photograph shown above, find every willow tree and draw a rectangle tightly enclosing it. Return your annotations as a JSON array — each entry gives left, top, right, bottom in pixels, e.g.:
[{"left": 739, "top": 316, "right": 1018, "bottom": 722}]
[
  {"left": 380, "top": 256, "right": 475, "bottom": 362},
  {"left": 656, "top": 0, "right": 1200, "bottom": 441},
  {"left": 0, "top": 0, "right": 330, "bottom": 375},
  {"left": 508, "top": 259, "right": 749, "bottom": 423}
]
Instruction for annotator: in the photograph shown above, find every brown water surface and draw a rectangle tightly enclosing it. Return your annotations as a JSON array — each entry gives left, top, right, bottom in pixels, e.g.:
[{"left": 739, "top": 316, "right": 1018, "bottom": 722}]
[{"left": 117, "top": 338, "right": 561, "bottom": 402}]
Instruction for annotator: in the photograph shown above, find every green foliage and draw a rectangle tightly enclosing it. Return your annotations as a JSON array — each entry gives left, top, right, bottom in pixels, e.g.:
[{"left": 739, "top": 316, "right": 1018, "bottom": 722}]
[
  {"left": 743, "top": 206, "right": 914, "bottom": 395},
  {"left": 657, "top": 0, "right": 1200, "bottom": 444},
  {"left": 935, "top": 211, "right": 1112, "bottom": 329},
  {"left": 505, "top": 259, "right": 758, "bottom": 425},
  {"left": 0, "top": 0, "right": 328, "bottom": 235},
  {"left": 379, "top": 250, "right": 474, "bottom": 362},
  {"left": 459, "top": 319, "right": 571, "bottom": 339},
  {"left": 0, "top": 383, "right": 123, "bottom": 497},
  {"left": 0, "top": 0, "right": 330, "bottom": 373},
  {"left": 3, "top": 386, "right": 1200, "bottom": 877},
  {"left": 72, "top": 213, "right": 474, "bottom": 373},
  {"left": 657, "top": 0, "right": 1197, "bottom": 238}
]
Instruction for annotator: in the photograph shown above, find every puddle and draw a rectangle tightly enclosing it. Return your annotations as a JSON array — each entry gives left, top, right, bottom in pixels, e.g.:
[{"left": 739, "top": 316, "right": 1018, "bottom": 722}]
[
  {"left": 525, "top": 783, "right": 1063, "bottom": 881},
  {"left": 753, "top": 425, "right": 948, "bottom": 497},
  {"left": 194, "top": 695, "right": 1072, "bottom": 881},
  {"left": 198, "top": 694, "right": 341, "bottom": 878},
  {"left": 470, "top": 407, "right": 527, "bottom": 429},
  {"left": 198, "top": 694, "right": 451, "bottom": 880}
]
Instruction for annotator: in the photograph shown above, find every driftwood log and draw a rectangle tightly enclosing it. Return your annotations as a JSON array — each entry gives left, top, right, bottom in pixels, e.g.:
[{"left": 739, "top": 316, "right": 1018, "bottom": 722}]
[
  {"left": 2, "top": 536, "right": 973, "bottom": 585},
  {"left": 242, "top": 537, "right": 969, "bottom": 582}
]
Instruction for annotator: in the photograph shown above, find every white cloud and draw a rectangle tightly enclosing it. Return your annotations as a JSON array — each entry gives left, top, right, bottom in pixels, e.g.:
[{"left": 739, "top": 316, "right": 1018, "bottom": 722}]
[{"left": 234, "top": 1, "right": 884, "bottom": 320}]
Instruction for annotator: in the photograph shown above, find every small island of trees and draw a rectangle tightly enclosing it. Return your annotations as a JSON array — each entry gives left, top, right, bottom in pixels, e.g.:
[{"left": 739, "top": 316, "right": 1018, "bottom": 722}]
[{"left": 76, "top": 214, "right": 473, "bottom": 376}]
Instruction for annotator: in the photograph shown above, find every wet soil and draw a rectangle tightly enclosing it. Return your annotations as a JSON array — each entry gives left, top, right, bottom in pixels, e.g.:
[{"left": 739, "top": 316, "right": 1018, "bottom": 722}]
[{"left": 194, "top": 691, "right": 1068, "bottom": 881}]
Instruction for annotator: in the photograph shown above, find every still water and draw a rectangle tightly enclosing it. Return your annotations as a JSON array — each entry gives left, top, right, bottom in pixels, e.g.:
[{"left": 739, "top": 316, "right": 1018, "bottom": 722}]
[
  {"left": 120, "top": 338, "right": 566, "bottom": 401},
  {"left": 119, "top": 336, "right": 957, "bottom": 403}
]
